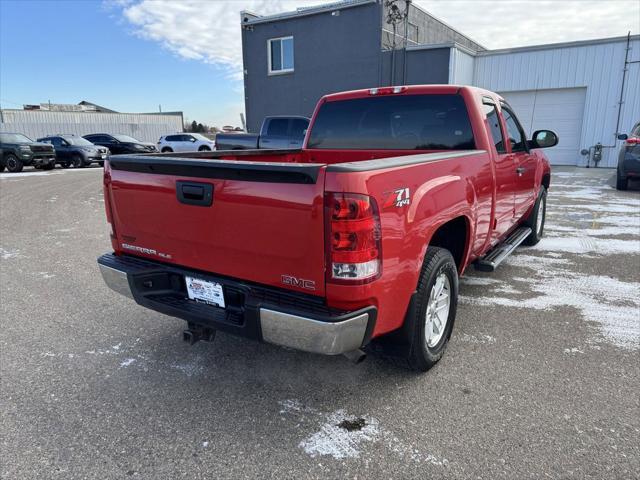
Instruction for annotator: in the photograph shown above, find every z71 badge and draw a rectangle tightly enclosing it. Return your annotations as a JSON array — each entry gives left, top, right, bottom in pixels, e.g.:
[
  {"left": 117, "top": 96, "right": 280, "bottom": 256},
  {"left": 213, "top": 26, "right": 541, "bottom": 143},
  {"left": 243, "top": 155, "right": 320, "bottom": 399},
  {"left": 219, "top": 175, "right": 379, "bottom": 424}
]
[{"left": 383, "top": 187, "right": 411, "bottom": 208}]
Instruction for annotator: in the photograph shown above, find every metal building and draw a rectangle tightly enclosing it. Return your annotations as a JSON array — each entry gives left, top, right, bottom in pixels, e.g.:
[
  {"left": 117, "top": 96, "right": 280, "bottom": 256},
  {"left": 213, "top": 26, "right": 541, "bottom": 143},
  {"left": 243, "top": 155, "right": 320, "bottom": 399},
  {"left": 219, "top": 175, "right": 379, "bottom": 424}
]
[
  {"left": 0, "top": 105, "right": 184, "bottom": 143},
  {"left": 240, "top": 0, "right": 639, "bottom": 167}
]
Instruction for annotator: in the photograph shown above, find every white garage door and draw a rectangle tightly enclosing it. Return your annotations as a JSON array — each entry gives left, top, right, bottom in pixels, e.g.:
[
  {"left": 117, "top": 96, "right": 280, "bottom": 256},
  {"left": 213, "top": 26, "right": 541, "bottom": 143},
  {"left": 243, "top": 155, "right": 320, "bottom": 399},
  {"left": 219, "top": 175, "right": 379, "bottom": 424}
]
[{"left": 499, "top": 88, "right": 586, "bottom": 166}]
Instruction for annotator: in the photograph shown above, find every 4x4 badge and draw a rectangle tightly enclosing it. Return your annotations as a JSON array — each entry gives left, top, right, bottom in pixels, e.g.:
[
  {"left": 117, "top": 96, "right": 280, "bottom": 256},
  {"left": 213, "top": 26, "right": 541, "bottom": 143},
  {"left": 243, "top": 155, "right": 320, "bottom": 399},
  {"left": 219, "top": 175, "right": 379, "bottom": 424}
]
[{"left": 383, "top": 187, "right": 411, "bottom": 208}]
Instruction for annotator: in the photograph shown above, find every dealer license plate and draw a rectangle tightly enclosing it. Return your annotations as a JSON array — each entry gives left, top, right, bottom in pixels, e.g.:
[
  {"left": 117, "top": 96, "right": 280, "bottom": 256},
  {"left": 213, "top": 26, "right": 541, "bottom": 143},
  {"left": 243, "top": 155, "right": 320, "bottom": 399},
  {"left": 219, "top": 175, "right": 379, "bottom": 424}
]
[{"left": 185, "top": 276, "right": 225, "bottom": 308}]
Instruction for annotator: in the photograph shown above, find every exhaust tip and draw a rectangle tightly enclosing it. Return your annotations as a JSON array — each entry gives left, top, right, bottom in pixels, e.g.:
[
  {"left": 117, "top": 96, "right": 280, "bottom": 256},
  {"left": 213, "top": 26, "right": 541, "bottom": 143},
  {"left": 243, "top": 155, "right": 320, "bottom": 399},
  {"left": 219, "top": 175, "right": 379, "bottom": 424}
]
[{"left": 343, "top": 349, "right": 367, "bottom": 364}]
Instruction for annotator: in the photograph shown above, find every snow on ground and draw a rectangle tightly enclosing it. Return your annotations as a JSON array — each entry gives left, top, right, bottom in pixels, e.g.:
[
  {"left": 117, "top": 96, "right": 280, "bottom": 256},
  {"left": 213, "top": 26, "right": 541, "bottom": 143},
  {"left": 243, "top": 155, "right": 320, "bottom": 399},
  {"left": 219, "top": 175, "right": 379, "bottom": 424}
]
[
  {"left": 461, "top": 171, "right": 640, "bottom": 351},
  {"left": 278, "top": 399, "right": 448, "bottom": 464}
]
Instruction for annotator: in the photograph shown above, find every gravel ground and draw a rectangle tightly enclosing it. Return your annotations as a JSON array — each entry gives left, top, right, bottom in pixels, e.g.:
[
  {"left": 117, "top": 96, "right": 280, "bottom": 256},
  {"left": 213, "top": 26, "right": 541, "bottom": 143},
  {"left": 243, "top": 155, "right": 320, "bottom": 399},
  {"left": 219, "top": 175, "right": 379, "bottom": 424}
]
[{"left": 1, "top": 165, "right": 638, "bottom": 479}]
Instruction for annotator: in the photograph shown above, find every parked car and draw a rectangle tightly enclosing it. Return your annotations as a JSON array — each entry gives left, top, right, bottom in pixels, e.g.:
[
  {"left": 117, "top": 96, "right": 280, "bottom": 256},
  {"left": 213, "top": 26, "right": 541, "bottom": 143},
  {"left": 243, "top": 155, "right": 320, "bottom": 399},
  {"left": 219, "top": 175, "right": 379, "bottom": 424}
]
[
  {"left": 157, "top": 133, "right": 215, "bottom": 153},
  {"left": 97, "top": 85, "right": 556, "bottom": 372},
  {"left": 616, "top": 121, "right": 640, "bottom": 190},
  {"left": 215, "top": 116, "right": 309, "bottom": 150},
  {"left": 37, "top": 134, "right": 109, "bottom": 168},
  {"left": 83, "top": 133, "right": 157, "bottom": 154},
  {"left": 0, "top": 132, "right": 56, "bottom": 172}
]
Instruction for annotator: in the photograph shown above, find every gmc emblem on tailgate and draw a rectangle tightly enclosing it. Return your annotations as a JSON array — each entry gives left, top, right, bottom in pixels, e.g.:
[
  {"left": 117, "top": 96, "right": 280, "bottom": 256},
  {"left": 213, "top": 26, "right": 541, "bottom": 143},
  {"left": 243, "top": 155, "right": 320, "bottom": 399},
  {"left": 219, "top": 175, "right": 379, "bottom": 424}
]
[{"left": 281, "top": 275, "right": 316, "bottom": 291}]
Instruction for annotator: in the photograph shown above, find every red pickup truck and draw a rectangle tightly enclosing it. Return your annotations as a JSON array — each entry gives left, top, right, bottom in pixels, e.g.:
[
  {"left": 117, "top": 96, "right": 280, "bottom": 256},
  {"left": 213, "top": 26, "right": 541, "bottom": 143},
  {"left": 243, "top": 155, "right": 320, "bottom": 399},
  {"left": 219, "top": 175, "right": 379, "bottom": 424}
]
[{"left": 98, "top": 85, "right": 556, "bottom": 371}]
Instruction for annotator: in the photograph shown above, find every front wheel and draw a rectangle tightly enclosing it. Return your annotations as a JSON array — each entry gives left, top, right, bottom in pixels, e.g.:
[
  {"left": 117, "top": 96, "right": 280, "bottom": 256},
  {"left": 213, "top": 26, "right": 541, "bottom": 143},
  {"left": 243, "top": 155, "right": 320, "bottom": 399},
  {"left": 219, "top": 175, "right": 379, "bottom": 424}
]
[
  {"left": 523, "top": 187, "right": 547, "bottom": 246},
  {"left": 60, "top": 161, "right": 71, "bottom": 169},
  {"left": 5, "top": 154, "right": 24, "bottom": 173},
  {"left": 198, "top": 145, "right": 211, "bottom": 152},
  {"left": 71, "top": 154, "right": 84, "bottom": 168}
]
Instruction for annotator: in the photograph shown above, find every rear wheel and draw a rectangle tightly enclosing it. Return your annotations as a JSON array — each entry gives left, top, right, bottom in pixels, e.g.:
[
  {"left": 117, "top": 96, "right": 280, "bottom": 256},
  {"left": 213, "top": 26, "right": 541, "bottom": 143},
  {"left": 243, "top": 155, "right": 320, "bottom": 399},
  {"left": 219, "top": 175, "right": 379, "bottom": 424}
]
[
  {"left": 616, "top": 168, "right": 628, "bottom": 190},
  {"left": 375, "top": 247, "right": 458, "bottom": 372},
  {"left": 523, "top": 187, "right": 546, "bottom": 246},
  {"left": 161, "top": 147, "right": 173, "bottom": 153},
  {"left": 5, "top": 154, "right": 23, "bottom": 173},
  {"left": 198, "top": 145, "right": 211, "bottom": 152}
]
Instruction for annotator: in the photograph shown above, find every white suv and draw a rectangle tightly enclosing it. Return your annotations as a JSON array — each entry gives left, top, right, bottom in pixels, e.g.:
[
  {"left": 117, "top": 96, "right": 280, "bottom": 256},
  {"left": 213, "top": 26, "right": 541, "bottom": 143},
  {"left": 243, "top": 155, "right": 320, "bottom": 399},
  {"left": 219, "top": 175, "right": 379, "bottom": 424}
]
[{"left": 158, "top": 133, "right": 215, "bottom": 153}]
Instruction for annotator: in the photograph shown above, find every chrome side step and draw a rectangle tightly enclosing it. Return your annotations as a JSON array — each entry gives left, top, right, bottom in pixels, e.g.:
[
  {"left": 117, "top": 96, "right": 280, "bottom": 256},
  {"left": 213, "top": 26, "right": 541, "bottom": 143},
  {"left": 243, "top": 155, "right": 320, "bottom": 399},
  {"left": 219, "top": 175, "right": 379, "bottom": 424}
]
[{"left": 474, "top": 227, "right": 532, "bottom": 272}]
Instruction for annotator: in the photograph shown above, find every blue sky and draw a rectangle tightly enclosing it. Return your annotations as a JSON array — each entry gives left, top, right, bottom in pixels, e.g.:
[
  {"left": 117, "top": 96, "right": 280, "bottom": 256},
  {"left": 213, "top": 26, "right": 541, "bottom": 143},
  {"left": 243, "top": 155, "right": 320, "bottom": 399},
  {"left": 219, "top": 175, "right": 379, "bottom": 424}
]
[
  {"left": 0, "top": 0, "right": 244, "bottom": 127},
  {"left": 1, "top": 0, "right": 638, "bottom": 127}
]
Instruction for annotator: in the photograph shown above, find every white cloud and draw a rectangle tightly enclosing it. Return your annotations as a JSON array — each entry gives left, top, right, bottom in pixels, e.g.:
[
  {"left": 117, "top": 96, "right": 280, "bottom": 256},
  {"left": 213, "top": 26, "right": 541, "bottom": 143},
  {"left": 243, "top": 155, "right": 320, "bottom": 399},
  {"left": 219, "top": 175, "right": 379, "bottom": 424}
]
[
  {"left": 111, "top": 0, "right": 639, "bottom": 76},
  {"left": 415, "top": 0, "right": 640, "bottom": 49},
  {"left": 108, "top": 0, "right": 325, "bottom": 79}
]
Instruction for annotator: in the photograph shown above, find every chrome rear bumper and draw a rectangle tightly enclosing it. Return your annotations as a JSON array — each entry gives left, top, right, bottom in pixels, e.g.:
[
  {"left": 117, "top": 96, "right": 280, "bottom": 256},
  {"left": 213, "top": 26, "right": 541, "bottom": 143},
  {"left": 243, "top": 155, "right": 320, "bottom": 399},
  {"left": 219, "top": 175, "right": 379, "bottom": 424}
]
[{"left": 98, "top": 258, "right": 373, "bottom": 355}]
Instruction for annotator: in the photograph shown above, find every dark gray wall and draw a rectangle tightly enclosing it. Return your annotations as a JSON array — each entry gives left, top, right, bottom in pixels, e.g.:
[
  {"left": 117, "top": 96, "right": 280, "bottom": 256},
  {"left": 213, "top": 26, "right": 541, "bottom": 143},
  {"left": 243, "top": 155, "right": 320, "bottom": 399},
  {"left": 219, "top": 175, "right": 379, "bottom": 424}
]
[
  {"left": 380, "top": 47, "right": 450, "bottom": 86},
  {"left": 242, "top": 3, "right": 383, "bottom": 132}
]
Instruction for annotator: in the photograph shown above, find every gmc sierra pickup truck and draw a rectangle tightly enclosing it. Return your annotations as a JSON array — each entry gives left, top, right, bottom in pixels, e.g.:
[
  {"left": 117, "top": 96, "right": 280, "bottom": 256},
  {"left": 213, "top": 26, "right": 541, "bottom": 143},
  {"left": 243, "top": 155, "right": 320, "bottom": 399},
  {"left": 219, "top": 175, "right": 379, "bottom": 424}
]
[
  {"left": 98, "top": 85, "right": 556, "bottom": 372},
  {"left": 214, "top": 116, "right": 309, "bottom": 150}
]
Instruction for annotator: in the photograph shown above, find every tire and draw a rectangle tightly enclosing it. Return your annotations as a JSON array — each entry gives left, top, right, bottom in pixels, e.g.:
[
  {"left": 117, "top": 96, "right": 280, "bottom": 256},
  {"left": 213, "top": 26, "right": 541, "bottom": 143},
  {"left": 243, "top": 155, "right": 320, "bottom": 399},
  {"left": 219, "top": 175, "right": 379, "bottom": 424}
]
[
  {"left": 161, "top": 147, "right": 173, "bottom": 153},
  {"left": 60, "top": 161, "right": 71, "bottom": 169},
  {"left": 0, "top": 163, "right": 5, "bottom": 172},
  {"left": 98, "top": 161, "right": 104, "bottom": 167},
  {"left": 374, "top": 247, "right": 458, "bottom": 372},
  {"left": 5, "top": 154, "right": 23, "bottom": 173},
  {"left": 522, "top": 187, "right": 547, "bottom": 246},
  {"left": 198, "top": 145, "right": 211, "bottom": 152},
  {"left": 616, "top": 168, "right": 628, "bottom": 191},
  {"left": 41, "top": 162, "right": 55, "bottom": 170},
  {"left": 71, "top": 154, "right": 84, "bottom": 168}
]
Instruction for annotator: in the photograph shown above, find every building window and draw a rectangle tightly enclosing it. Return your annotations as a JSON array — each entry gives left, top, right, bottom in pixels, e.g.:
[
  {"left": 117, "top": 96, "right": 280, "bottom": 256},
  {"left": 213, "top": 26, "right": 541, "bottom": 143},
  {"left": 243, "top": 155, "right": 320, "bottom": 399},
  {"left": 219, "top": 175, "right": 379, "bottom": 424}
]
[
  {"left": 268, "top": 36, "right": 294, "bottom": 75},
  {"left": 408, "top": 22, "right": 419, "bottom": 43}
]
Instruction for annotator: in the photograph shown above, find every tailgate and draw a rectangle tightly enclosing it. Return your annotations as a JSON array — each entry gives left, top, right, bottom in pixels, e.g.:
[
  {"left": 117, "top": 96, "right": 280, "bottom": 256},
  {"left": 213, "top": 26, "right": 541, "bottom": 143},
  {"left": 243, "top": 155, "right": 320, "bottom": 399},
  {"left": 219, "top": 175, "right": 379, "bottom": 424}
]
[{"left": 106, "top": 156, "right": 327, "bottom": 296}]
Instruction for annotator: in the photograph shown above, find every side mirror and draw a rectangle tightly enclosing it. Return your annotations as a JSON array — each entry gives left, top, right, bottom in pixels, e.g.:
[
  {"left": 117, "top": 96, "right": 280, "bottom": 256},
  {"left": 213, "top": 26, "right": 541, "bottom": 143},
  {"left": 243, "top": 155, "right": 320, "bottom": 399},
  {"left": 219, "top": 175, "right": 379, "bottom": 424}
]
[
  {"left": 529, "top": 130, "right": 558, "bottom": 149},
  {"left": 617, "top": 134, "right": 628, "bottom": 140}
]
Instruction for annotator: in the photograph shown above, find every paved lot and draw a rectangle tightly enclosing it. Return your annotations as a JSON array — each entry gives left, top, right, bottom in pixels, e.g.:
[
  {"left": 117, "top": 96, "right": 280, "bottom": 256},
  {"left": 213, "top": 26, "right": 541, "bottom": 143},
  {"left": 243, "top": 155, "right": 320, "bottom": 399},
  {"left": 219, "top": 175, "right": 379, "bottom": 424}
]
[{"left": 1, "top": 166, "right": 638, "bottom": 479}]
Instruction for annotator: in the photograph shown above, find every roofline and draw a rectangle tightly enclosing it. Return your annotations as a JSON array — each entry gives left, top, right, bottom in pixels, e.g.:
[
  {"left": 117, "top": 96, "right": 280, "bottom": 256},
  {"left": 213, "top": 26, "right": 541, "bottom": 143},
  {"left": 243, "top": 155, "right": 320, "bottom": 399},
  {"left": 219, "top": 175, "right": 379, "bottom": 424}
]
[
  {"left": 408, "top": 41, "right": 477, "bottom": 56},
  {"left": 408, "top": 1, "right": 487, "bottom": 51},
  {"left": 240, "top": 0, "right": 376, "bottom": 25},
  {"left": 476, "top": 34, "right": 640, "bottom": 56},
  {"left": 0, "top": 108, "right": 183, "bottom": 116}
]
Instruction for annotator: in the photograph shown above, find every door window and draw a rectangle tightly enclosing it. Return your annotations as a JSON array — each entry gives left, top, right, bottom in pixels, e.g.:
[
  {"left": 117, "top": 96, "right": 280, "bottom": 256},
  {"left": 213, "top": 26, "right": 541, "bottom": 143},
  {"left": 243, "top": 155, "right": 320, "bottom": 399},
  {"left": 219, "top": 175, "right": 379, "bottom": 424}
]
[
  {"left": 482, "top": 104, "right": 506, "bottom": 154},
  {"left": 501, "top": 106, "right": 527, "bottom": 152}
]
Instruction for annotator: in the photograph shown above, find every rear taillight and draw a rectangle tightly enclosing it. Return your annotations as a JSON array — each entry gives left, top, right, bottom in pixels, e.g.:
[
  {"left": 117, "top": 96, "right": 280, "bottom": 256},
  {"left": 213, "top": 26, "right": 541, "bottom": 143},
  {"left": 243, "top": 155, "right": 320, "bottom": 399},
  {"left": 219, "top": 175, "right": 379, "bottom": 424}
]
[
  {"left": 626, "top": 137, "right": 640, "bottom": 145},
  {"left": 325, "top": 193, "right": 382, "bottom": 284}
]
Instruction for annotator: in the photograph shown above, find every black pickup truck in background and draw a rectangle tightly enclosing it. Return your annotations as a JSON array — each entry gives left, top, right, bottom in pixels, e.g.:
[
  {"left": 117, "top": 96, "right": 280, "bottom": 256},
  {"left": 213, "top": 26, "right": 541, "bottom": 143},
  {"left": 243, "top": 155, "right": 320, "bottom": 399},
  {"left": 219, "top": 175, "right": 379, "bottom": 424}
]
[{"left": 215, "top": 116, "right": 309, "bottom": 150}]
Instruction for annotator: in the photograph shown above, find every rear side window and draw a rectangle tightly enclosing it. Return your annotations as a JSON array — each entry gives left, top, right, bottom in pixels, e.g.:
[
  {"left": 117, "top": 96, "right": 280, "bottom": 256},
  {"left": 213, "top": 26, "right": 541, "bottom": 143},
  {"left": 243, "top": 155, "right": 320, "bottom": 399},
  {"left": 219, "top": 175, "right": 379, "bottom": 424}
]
[
  {"left": 266, "top": 118, "right": 289, "bottom": 137},
  {"left": 289, "top": 118, "right": 309, "bottom": 139},
  {"left": 482, "top": 104, "right": 506, "bottom": 154},
  {"left": 307, "top": 94, "right": 475, "bottom": 150},
  {"left": 165, "top": 135, "right": 180, "bottom": 142}
]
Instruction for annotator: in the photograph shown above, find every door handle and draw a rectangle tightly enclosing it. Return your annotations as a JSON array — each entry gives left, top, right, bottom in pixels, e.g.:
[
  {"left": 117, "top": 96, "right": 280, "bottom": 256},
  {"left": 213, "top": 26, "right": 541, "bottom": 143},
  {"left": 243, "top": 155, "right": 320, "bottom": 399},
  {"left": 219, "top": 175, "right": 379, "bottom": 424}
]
[
  {"left": 176, "top": 181, "right": 213, "bottom": 206},
  {"left": 516, "top": 167, "right": 526, "bottom": 176}
]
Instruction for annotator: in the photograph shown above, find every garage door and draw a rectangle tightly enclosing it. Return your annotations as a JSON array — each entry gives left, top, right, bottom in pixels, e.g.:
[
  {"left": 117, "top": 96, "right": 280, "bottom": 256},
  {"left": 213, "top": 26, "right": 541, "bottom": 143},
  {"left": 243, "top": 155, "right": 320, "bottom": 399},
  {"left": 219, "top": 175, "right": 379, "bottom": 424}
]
[{"left": 499, "top": 88, "right": 586, "bottom": 166}]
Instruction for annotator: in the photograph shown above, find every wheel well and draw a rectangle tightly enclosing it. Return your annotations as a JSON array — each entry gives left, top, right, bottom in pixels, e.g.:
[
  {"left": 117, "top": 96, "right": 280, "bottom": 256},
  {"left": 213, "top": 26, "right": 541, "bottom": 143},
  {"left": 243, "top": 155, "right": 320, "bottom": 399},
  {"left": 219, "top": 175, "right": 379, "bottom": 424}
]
[
  {"left": 428, "top": 216, "right": 469, "bottom": 270},
  {"left": 542, "top": 173, "right": 550, "bottom": 190}
]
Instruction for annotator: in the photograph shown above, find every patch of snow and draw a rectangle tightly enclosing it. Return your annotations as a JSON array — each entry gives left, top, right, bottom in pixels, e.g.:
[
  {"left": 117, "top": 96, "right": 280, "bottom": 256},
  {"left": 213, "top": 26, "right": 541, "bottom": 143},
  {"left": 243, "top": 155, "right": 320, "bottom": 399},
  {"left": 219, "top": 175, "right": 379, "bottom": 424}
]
[
  {"left": 38, "top": 272, "right": 55, "bottom": 279},
  {"left": 535, "top": 236, "right": 640, "bottom": 255},
  {"left": 202, "top": 441, "right": 209, "bottom": 448},
  {"left": 564, "top": 348, "right": 585, "bottom": 355},
  {"left": 457, "top": 333, "right": 496, "bottom": 344},
  {"left": 299, "top": 410, "right": 380, "bottom": 459},
  {"left": 278, "top": 400, "right": 448, "bottom": 464},
  {"left": 119, "top": 358, "right": 136, "bottom": 368},
  {"left": 0, "top": 247, "right": 23, "bottom": 260}
]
